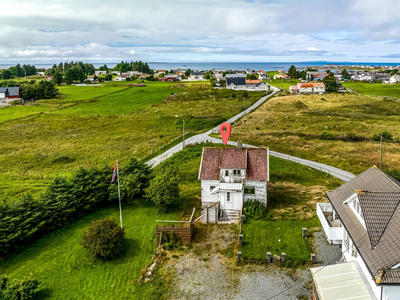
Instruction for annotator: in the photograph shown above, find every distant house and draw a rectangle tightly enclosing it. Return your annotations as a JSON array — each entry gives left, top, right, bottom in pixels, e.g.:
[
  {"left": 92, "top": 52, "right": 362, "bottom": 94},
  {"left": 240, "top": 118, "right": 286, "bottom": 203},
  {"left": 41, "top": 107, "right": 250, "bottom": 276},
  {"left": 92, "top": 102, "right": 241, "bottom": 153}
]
[
  {"left": 245, "top": 80, "right": 269, "bottom": 90},
  {"left": 114, "top": 74, "right": 130, "bottom": 81},
  {"left": 0, "top": 87, "right": 22, "bottom": 105},
  {"left": 316, "top": 166, "right": 400, "bottom": 300},
  {"left": 226, "top": 77, "right": 246, "bottom": 89},
  {"left": 289, "top": 83, "right": 325, "bottom": 95},
  {"left": 87, "top": 75, "right": 95, "bottom": 81},
  {"left": 199, "top": 143, "right": 269, "bottom": 223},
  {"left": 306, "top": 71, "right": 321, "bottom": 81},
  {"left": 95, "top": 71, "right": 107, "bottom": 76},
  {"left": 128, "top": 71, "right": 142, "bottom": 76},
  {"left": 37, "top": 72, "right": 45, "bottom": 76},
  {"left": 389, "top": 74, "right": 400, "bottom": 84},
  {"left": 45, "top": 76, "right": 53, "bottom": 81},
  {"left": 257, "top": 71, "right": 270, "bottom": 80},
  {"left": 274, "top": 74, "right": 291, "bottom": 80},
  {"left": 189, "top": 72, "right": 204, "bottom": 81},
  {"left": 160, "top": 74, "right": 181, "bottom": 82}
]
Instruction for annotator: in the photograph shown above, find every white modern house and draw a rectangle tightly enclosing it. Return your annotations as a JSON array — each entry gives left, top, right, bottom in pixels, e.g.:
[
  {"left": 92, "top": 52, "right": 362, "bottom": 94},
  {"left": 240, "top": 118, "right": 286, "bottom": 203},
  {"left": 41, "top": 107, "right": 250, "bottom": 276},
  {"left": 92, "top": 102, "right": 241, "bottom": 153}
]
[
  {"left": 389, "top": 74, "right": 400, "bottom": 84},
  {"left": 189, "top": 72, "right": 204, "bottom": 81},
  {"left": 316, "top": 166, "right": 400, "bottom": 300},
  {"left": 226, "top": 76, "right": 247, "bottom": 90},
  {"left": 289, "top": 82, "right": 325, "bottom": 95},
  {"left": 198, "top": 143, "right": 269, "bottom": 223},
  {"left": 245, "top": 80, "right": 270, "bottom": 90}
]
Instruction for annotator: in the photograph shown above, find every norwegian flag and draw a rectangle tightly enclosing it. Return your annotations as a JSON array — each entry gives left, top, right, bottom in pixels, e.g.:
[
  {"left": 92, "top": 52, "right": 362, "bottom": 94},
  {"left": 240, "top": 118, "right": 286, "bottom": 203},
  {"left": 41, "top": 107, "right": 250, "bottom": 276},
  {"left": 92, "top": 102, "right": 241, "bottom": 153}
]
[{"left": 111, "top": 161, "right": 118, "bottom": 183}]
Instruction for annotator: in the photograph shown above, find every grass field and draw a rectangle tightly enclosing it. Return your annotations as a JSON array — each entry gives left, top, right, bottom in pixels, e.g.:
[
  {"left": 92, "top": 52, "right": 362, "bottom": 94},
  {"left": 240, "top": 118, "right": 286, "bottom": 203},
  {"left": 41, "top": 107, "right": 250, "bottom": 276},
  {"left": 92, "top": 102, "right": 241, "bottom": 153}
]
[
  {"left": 0, "top": 81, "right": 265, "bottom": 200},
  {"left": 342, "top": 81, "right": 400, "bottom": 98},
  {"left": 229, "top": 93, "right": 400, "bottom": 175},
  {"left": 0, "top": 142, "right": 336, "bottom": 298},
  {"left": 0, "top": 201, "right": 179, "bottom": 300}
]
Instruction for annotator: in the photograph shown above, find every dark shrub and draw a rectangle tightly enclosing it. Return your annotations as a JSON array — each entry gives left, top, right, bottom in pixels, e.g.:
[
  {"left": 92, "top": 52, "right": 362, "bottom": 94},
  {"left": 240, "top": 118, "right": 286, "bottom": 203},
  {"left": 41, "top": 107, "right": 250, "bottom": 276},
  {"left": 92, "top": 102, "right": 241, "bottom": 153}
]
[
  {"left": 321, "top": 132, "right": 335, "bottom": 140},
  {"left": 0, "top": 276, "right": 40, "bottom": 300},
  {"left": 80, "top": 218, "right": 125, "bottom": 259}
]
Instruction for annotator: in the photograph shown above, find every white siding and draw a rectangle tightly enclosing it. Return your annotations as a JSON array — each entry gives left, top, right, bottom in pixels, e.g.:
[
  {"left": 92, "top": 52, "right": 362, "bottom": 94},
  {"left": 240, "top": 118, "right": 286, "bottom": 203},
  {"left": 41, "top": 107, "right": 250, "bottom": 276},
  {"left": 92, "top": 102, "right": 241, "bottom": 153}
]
[
  {"left": 244, "top": 181, "right": 267, "bottom": 204},
  {"left": 201, "top": 180, "right": 220, "bottom": 207}
]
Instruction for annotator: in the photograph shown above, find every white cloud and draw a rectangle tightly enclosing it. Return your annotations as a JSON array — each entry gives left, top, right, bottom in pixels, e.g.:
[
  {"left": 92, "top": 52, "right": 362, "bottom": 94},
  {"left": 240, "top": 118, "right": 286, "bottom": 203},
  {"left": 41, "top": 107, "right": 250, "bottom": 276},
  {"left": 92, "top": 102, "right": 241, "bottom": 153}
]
[{"left": 0, "top": 0, "right": 400, "bottom": 62}]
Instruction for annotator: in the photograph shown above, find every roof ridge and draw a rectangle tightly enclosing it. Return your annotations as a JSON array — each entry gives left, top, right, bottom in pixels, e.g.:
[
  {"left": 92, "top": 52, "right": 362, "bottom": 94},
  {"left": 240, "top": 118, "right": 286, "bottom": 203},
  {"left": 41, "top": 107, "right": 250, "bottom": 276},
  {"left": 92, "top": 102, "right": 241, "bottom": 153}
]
[
  {"left": 375, "top": 167, "right": 400, "bottom": 191},
  {"left": 372, "top": 198, "right": 400, "bottom": 249}
]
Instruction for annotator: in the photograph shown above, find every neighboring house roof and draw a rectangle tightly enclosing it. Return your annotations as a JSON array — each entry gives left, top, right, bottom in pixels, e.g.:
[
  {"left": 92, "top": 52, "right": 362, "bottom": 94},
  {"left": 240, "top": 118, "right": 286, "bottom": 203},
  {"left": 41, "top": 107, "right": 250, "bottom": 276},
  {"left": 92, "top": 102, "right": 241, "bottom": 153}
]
[
  {"left": 7, "top": 87, "right": 20, "bottom": 97},
  {"left": 0, "top": 87, "right": 8, "bottom": 94},
  {"left": 191, "top": 72, "right": 204, "bottom": 76},
  {"left": 298, "top": 83, "right": 325, "bottom": 88},
  {"left": 226, "top": 77, "right": 246, "bottom": 86},
  {"left": 165, "top": 74, "right": 178, "bottom": 78},
  {"left": 326, "top": 166, "right": 400, "bottom": 284},
  {"left": 289, "top": 85, "right": 299, "bottom": 90},
  {"left": 245, "top": 80, "right": 262, "bottom": 84},
  {"left": 199, "top": 147, "right": 269, "bottom": 181},
  {"left": 225, "top": 74, "right": 246, "bottom": 78}
]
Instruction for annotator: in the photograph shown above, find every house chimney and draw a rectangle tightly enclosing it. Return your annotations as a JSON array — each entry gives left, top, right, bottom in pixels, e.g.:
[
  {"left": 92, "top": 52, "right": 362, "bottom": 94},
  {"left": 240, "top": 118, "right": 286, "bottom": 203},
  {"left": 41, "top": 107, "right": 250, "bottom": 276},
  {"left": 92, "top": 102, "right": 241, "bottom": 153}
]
[{"left": 237, "top": 141, "right": 243, "bottom": 152}]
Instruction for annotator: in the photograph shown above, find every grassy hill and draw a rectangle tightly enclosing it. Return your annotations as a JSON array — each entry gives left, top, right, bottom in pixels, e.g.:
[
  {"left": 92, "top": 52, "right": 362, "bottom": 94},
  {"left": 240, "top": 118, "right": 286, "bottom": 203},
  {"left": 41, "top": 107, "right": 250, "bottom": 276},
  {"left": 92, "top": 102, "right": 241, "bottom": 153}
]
[
  {"left": 0, "top": 81, "right": 265, "bottom": 200},
  {"left": 228, "top": 93, "right": 400, "bottom": 175}
]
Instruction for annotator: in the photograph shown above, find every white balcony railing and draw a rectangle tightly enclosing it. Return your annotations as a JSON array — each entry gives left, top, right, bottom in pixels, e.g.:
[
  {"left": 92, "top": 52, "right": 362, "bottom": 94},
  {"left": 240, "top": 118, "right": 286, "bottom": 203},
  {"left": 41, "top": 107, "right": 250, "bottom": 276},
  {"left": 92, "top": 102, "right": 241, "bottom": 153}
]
[
  {"left": 317, "top": 203, "right": 343, "bottom": 243},
  {"left": 220, "top": 182, "right": 243, "bottom": 191}
]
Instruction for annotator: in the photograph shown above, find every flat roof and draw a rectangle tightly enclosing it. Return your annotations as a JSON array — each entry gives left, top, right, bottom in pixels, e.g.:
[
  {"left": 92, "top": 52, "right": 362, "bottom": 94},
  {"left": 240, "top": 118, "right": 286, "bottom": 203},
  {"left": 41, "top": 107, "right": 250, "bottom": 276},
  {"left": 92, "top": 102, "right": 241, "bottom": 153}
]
[{"left": 311, "top": 262, "right": 377, "bottom": 300}]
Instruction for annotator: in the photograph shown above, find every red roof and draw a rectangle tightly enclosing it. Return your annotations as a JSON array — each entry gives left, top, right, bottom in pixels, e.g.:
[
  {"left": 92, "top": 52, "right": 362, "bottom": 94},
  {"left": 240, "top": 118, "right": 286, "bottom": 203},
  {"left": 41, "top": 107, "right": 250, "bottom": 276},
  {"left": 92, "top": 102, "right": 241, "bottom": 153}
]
[
  {"left": 199, "top": 147, "right": 269, "bottom": 181},
  {"left": 246, "top": 80, "right": 262, "bottom": 84},
  {"left": 298, "top": 83, "right": 325, "bottom": 88}
]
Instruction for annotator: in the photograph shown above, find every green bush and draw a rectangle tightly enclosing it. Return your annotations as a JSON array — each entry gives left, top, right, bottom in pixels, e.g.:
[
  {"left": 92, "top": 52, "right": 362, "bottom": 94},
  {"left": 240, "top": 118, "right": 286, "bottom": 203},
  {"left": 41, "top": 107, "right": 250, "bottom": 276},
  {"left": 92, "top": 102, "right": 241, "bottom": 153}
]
[
  {"left": 0, "top": 276, "right": 40, "bottom": 300},
  {"left": 373, "top": 131, "right": 393, "bottom": 141},
  {"left": 80, "top": 218, "right": 125, "bottom": 259},
  {"left": 321, "top": 132, "right": 335, "bottom": 140},
  {"left": 162, "top": 231, "right": 180, "bottom": 250},
  {"left": 346, "top": 132, "right": 362, "bottom": 142},
  {"left": 146, "top": 168, "right": 180, "bottom": 213},
  {"left": 243, "top": 200, "right": 268, "bottom": 221}
]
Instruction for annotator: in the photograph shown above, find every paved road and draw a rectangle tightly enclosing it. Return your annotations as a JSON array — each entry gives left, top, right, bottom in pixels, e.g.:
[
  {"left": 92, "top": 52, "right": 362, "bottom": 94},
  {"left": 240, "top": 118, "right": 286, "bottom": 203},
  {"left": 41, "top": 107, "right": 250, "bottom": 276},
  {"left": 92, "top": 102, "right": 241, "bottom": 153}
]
[{"left": 146, "top": 86, "right": 356, "bottom": 182}]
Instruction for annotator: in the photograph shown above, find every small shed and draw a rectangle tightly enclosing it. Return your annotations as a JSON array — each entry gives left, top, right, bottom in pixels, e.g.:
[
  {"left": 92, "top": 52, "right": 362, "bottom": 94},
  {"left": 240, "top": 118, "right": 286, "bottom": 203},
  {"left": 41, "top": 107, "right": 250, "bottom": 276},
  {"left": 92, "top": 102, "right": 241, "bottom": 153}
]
[{"left": 311, "top": 262, "right": 377, "bottom": 300}]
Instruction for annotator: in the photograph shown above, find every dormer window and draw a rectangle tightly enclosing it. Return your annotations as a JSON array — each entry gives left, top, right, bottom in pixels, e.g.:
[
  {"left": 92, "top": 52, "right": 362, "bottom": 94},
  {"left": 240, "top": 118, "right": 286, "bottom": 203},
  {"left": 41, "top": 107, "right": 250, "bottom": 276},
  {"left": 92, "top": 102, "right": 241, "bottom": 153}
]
[
  {"left": 225, "top": 170, "right": 229, "bottom": 176},
  {"left": 233, "top": 170, "right": 242, "bottom": 176}
]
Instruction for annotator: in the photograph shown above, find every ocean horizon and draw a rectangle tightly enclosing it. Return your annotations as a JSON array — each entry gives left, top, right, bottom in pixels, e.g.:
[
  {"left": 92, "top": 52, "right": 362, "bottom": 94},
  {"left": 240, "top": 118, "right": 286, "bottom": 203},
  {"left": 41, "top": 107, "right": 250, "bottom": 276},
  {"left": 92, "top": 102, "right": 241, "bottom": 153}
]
[{"left": 0, "top": 61, "right": 399, "bottom": 71}]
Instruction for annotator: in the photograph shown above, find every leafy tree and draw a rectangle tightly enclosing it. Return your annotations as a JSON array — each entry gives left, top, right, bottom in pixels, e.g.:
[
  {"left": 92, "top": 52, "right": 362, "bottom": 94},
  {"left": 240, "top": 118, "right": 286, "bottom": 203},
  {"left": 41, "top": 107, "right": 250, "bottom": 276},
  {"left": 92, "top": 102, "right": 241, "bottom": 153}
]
[
  {"left": 246, "top": 73, "right": 258, "bottom": 80},
  {"left": 341, "top": 69, "right": 351, "bottom": 80},
  {"left": 158, "top": 73, "right": 164, "bottom": 78},
  {"left": 326, "top": 70, "right": 333, "bottom": 76},
  {"left": 80, "top": 218, "right": 125, "bottom": 259},
  {"left": 104, "top": 74, "right": 112, "bottom": 81},
  {"left": 299, "top": 70, "right": 307, "bottom": 80},
  {"left": 287, "top": 65, "right": 299, "bottom": 79},
  {"left": 0, "top": 70, "right": 12, "bottom": 79},
  {"left": 146, "top": 170, "right": 180, "bottom": 212},
  {"left": 185, "top": 69, "right": 192, "bottom": 77},
  {"left": 52, "top": 72, "right": 63, "bottom": 85},
  {"left": 390, "top": 69, "right": 399, "bottom": 76},
  {"left": 322, "top": 76, "right": 338, "bottom": 92}
]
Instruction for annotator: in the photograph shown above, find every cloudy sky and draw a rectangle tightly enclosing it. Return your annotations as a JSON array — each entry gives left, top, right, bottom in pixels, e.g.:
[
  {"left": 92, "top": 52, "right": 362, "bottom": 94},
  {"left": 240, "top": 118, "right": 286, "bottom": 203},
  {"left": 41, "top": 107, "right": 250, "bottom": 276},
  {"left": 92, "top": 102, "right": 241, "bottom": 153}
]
[{"left": 1, "top": 0, "right": 400, "bottom": 63}]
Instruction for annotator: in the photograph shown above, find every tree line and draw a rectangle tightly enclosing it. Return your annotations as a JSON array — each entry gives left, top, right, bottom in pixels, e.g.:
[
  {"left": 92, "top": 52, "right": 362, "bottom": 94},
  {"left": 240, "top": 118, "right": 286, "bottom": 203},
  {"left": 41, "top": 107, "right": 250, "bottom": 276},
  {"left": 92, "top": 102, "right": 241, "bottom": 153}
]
[
  {"left": 113, "top": 60, "right": 153, "bottom": 74},
  {"left": 0, "top": 64, "right": 39, "bottom": 79},
  {"left": 0, "top": 80, "right": 57, "bottom": 101}
]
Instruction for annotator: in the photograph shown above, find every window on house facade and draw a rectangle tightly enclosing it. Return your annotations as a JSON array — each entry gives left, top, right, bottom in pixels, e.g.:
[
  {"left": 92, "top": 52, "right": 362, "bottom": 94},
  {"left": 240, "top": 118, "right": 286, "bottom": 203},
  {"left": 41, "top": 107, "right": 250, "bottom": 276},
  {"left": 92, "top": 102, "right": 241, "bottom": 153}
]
[
  {"left": 227, "top": 192, "right": 230, "bottom": 201},
  {"left": 344, "top": 229, "right": 350, "bottom": 251},
  {"left": 225, "top": 170, "right": 229, "bottom": 177},
  {"left": 244, "top": 187, "right": 255, "bottom": 194},
  {"left": 352, "top": 245, "right": 358, "bottom": 258},
  {"left": 210, "top": 186, "right": 216, "bottom": 192}
]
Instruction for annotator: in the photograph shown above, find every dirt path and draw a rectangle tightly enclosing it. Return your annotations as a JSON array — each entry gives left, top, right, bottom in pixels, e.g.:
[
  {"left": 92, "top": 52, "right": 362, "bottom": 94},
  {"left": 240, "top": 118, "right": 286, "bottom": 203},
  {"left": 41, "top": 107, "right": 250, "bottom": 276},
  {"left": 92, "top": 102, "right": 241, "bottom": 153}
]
[{"left": 165, "top": 225, "right": 313, "bottom": 300}]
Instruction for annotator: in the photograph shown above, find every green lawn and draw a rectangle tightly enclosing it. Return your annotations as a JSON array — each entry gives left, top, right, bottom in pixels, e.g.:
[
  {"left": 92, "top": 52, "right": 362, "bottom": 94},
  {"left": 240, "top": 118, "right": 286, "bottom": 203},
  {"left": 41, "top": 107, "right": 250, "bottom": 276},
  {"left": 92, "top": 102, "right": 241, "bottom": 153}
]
[
  {"left": 342, "top": 81, "right": 400, "bottom": 98},
  {"left": 241, "top": 217, "right": 320, "bottom": 262},
  {"left": 0, "top": 201, "right": 179, "bottom": 300}
]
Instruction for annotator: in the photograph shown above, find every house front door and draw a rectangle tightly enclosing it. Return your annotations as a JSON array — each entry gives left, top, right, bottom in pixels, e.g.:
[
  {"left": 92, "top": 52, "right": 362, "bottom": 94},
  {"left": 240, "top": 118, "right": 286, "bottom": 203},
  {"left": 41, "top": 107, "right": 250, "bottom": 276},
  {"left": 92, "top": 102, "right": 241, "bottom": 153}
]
[{"left": 225, "top": 192, "right": 234, "bottom": 210}]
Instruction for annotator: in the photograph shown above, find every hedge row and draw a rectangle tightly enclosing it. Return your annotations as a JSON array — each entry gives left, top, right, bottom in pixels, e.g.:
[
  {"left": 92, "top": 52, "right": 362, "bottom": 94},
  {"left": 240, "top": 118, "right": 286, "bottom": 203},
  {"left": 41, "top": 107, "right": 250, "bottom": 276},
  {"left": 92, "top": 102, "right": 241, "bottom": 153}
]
[{"left": 0, "top": 166, "right": 113, "bottom": 256}]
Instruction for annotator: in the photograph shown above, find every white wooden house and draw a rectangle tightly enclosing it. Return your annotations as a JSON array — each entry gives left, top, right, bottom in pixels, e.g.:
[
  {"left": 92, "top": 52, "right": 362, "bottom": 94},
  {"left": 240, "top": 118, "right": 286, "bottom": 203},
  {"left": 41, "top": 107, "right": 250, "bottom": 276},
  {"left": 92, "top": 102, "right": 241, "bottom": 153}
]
[
  {"left": 389, "top": 74, "right": 400, "bottom": 84},
  {"left": 289, "top": 82, "right": 325, "bottom": 95},
  {"left": 316, "top": 166, "right": 400, "bottom": 300},
  {"left": 198, "top": 143, "right": 269, "bottom": 223}
]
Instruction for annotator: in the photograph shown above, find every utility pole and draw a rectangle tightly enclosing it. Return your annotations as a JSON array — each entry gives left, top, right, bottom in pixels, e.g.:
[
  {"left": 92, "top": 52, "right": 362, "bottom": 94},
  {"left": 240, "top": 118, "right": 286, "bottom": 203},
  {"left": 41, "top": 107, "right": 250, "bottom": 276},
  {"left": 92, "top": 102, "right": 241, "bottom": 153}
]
[
  {"left": 380, "top": 133, "right": 383, "bottom": 170},
  {"left": 182, "top": 118, "right": 185, "bottom": 150},
  {"left": 243, "top": 95, "right": 245, "bottom": 116},
  {"left": 24, "top": 68, "right": 26, "bottom": 79}
]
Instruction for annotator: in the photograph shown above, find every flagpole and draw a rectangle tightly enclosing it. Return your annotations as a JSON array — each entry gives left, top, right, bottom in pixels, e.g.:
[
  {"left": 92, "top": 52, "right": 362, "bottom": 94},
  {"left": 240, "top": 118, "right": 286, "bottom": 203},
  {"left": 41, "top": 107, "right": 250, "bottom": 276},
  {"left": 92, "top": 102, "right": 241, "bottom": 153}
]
[{"left": 116, "top": 159, "right": 123, "bottom": 228}]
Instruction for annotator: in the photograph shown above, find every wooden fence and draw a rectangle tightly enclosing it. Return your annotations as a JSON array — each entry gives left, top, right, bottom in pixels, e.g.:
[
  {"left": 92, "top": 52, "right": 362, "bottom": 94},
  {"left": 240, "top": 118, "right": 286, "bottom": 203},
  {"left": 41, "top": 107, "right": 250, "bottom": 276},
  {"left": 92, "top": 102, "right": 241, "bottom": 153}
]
[{"left": 155, "top": 208, "right": 195, "bottom": 244}]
